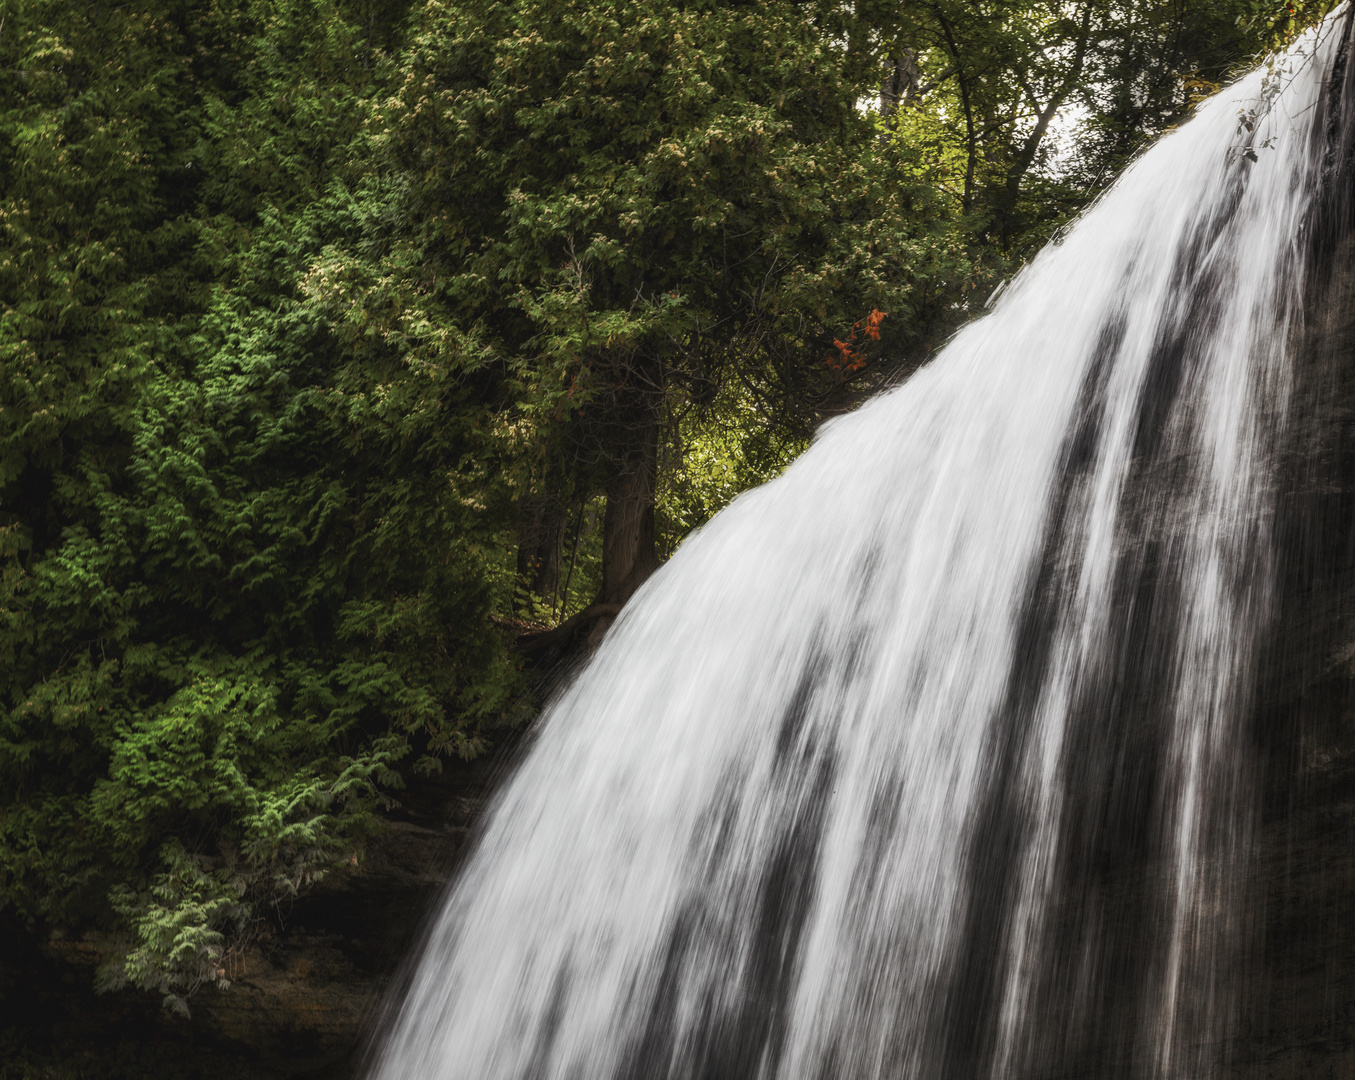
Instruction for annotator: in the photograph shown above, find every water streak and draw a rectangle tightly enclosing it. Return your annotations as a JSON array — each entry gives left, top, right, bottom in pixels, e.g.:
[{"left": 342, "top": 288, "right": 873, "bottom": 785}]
[{"left": 370, "top": 18, "right": 1349, "bottom": 1079}]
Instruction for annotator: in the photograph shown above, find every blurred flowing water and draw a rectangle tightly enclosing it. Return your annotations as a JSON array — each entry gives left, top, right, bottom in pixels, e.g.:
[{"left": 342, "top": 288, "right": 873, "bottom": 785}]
[{"left": 370, "top": 16, "right": 1353, "bottom": 1079}]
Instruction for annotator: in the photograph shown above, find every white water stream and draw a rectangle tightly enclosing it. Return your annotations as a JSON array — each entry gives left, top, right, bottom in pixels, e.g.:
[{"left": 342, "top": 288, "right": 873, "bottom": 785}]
[{"left": 370, "top": 19, "right": 1346, "bottom": 1079}]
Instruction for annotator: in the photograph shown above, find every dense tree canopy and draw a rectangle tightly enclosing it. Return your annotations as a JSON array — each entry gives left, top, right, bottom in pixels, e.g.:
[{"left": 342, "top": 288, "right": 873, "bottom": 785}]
[
  {"left": 0, "top": 0, "right": 521, "bottom": 1011},
  {"left": 0, "top": 0, "right": 1333, "bottom": 1010},
  {"left": 365, "top": 0, "right": 979, "bottom": 650}
]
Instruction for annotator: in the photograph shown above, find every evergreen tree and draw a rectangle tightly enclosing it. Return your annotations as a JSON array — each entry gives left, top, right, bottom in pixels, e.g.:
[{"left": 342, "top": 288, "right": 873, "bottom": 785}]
[
  {"left": 0, "top": 0, "right": 519, "bottom": 1012},
  {"left": 355, "top": 0, "right": 972, "bottom": 647}
]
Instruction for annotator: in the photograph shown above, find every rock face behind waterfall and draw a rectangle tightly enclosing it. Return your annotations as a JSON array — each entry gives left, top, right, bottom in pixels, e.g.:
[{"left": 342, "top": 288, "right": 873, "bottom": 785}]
[{"left": 1240, "top": 21, "right": 1355, "bottom": 1075}]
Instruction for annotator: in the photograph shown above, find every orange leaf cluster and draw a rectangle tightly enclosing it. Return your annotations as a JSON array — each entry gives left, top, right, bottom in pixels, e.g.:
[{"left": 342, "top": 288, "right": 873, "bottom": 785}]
[{"left": 825, "top": 309, "right": 887, "bottom": 373}]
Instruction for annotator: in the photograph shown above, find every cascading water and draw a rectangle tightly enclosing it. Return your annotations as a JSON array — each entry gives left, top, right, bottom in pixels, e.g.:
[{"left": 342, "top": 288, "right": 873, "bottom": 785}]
[{"left": 369, "top": 16, "right": 1354, "bottom": 1080}]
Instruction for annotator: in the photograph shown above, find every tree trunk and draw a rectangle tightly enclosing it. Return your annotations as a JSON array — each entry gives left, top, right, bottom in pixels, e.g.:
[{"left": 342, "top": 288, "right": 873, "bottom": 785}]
[
  {"left": 514, "top": 420, "right": 661, "bottom": 660},
  {"left": 515, "top": 492, "right": 566, "bottom": 613},
  {"left": 516, "top": 354, "right": 664, "bottom": 659},
  {"left": 879, "top": 50, "right": 919, "bottom": 127},
  {"left": 598, "top": 426, "right": 659, "bottom": 607}
]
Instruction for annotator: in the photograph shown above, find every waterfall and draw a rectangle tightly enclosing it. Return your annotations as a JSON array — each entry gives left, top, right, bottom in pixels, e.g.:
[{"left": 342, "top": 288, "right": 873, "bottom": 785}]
[{"left": 368, "top": 16, "right": 1352, "bottom": 1080}]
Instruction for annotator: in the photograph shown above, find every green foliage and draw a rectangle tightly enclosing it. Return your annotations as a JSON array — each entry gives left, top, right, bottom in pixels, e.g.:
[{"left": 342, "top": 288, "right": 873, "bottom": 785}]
[
  {"left": 876, "top": 0, "right": 1337, "bottom": 258},
  {"left": 0, "top": 0, "right": 518, "bottom": 1009},
  {"left": 100, "top": 837, "right": 252, "bottom": 1017},
  {"left": 368, "top": 0, "right": 976, "bottom": 493},
  {"left": 657, "top": 383, "right": 808, "bottom": 552}
]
